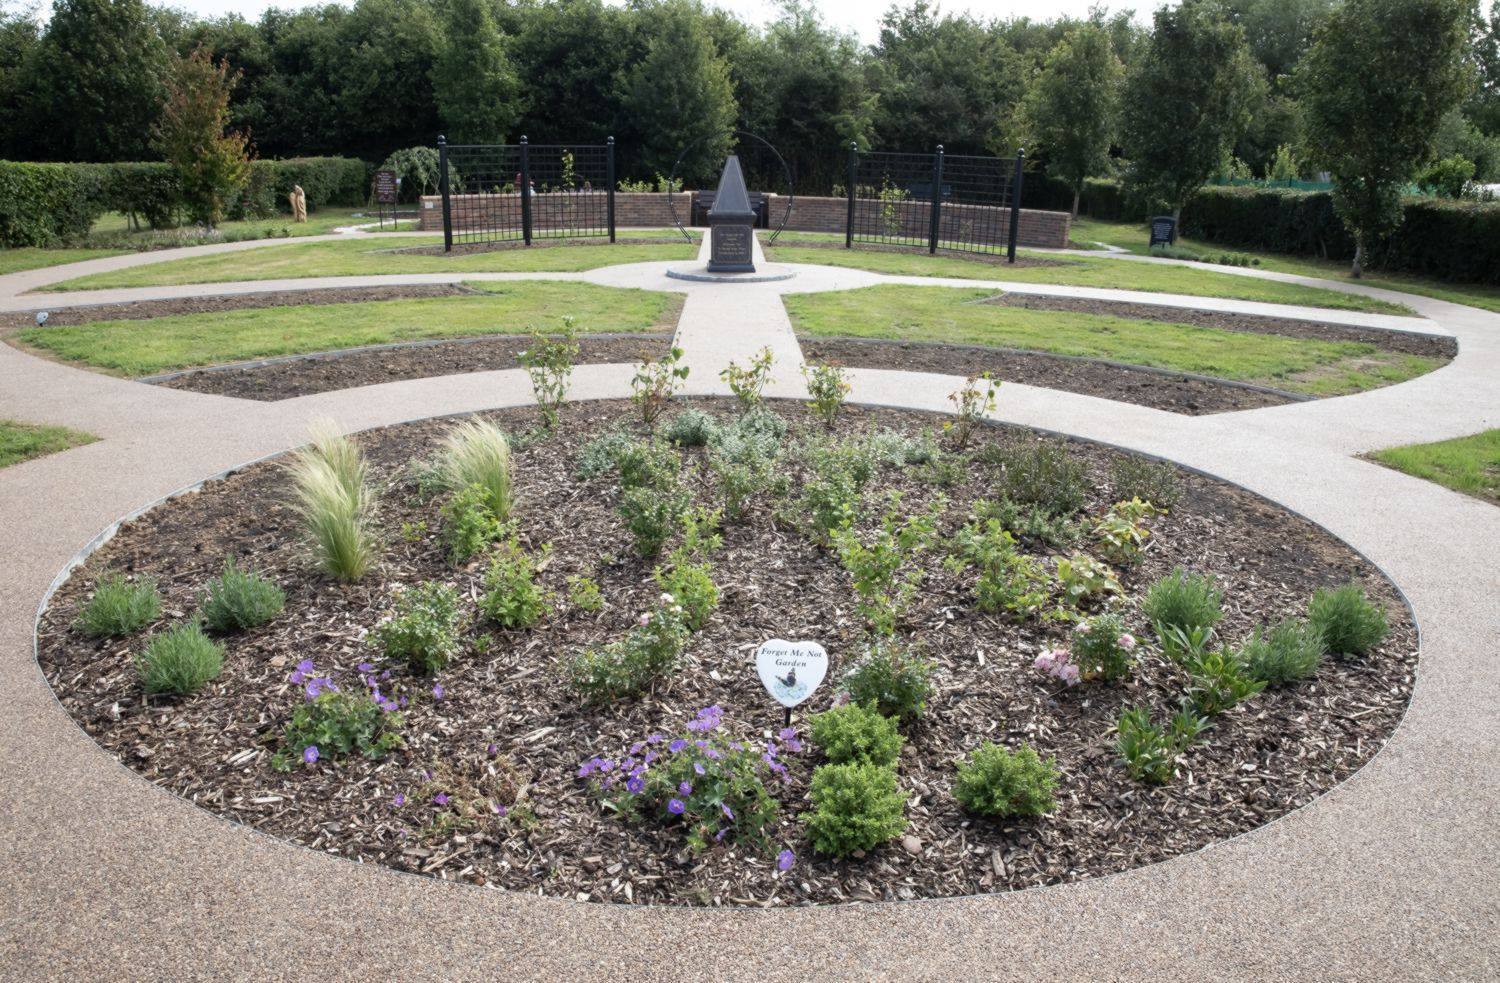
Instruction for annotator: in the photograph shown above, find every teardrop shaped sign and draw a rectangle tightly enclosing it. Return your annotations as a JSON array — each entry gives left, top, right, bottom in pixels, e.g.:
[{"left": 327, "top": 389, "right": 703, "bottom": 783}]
[{"left": 755, "top": 639, "right": 828, "bottom": 709}]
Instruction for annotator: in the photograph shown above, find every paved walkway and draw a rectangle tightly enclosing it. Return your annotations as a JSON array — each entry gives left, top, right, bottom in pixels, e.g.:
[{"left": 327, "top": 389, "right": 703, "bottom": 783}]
[{"left": 0, "top": 230, "right": 1497, "bottom": 979}]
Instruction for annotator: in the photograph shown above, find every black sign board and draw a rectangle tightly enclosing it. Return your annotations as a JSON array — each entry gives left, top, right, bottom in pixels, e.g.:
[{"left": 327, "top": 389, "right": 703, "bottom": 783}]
[
  {"left": 1149, "top": 215, "right": 1176, "bottom": 248},
  {"left": 373, "top": 170, "right": 399, "bottom": 205}
]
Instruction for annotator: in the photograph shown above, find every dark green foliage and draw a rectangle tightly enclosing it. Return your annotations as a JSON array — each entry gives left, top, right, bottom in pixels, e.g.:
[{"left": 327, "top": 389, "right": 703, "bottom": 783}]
[
  {"left": 1307, "top": 582, "right": 1388, "bottom": 657},
  {"left": 1143, "top": 567, "right": 1224, "bottom": 634},
  {"left": 371, "top": 581, "right": 463, "bottom": 674},
  {"left": 200, "top": 559, "right": 284, "bottom": 632},
  {"left": 1116, "top": 705, "right": 1208, "bottom": 784},
  {"left": 809, "top": 703, "right": 904, "bottom": 768},
  {"left": 0, "top": 162, "right": 107, "bottom": 246},
  {"left": 135, "top": 620, "right": 223, "bottom": 695},
  {"left": 75, "top": 574, "right": 160, "bottom": 637},
  {"left": 842, "top": 643, "right": 935, "bottom": 723},
  {"left": 982, "top": 439, "right": 1088, "bottom": 517},
  {"left": 274, "top": 689, "right": 403, "bottom": 771},
  {"left": 953, "top": 741, "right": 1059, "bottom": 817},
  {"left": 665, "top": 408, "right": 718, "bottom": 447},
  {"left": 431, "top": 0, "right": 518, "bottom": 144},
  {"left": 804, "top": 762, "right": 906, "bottom": 857},
  {"left": 1239, "top": 617, "right": 1324, "bottom": 685},
  {"left": 1109, "top": 455, "right": 1182, "bottom": 509}
]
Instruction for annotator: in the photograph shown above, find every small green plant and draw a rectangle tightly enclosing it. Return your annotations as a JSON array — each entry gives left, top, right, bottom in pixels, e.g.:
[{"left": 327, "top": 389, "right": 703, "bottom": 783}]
[
  {"left": 399, "top": 519, "right": 428, "bottom": 543},
  {"left": 75, "top": 574, "right": 160, "bottom": 637},
  {"left": 1092, "top": 498, "right": 1165, "bottom": 566},
  {"left": 438, "top": 419, "right": 512, "bottom": 522},
  {"left": 707, "top": 416, "right": 785, "bottom": 520},
  {"left": 478, "top": 538, "right": 551, "bottom": 629},
  {"left": 372, "top": 581, "right": 464, "bottom": 674},
  {"left": 1070, "top": 613, "right": 1138, "bottom": 681},
  {"left": 631, "top": 346, "right": 690, "bottom": 427},
  {"left": 569, "top": 598, "right": 689, "bottom": 700},
  {"left": 567, "top": 574, "right": 604, "bottom": 613},
  {"left": 441, "top": 483, "right": 510, "bottom": 564},
  {"left": 517, "top": 318, "right": 579, "bottom": 429},
  {"left": 1110, "top": 455, "right": 1182, "bottom": 508},
  {"left": 665, "top": 408, "right": 718, "bottom": 447},
  {"left": 275, "top": 687, "right": 402, "bottom": 772},
  {"left": 619, "top": 482, "right": 689, "bottom": 558},
  {"left": 808, "top": 702, "right": 904, "bottom": 767},
  {"left": 616, "top": 437, "right": 680, "bottom": 493},
  {"left": 720, "top": 346, "right": 774, "bottom": 412},
  {"left": 575, "top": 429, "right": 634, "bottom": 479},
  {"left": 804, "top": 761, "right": 906, "bottom": 857},
  {"left": 287, "top": 423, "right": 377, "bottom": 582},
  {"left": 135, "top": 620, "right": 223, "bottom": 695},
  {"left": 948, "top": 519, "right": 1050, "bottom": 619},
  {"left": 803, "top": 361, "right": 851, "bottom": 428},
  {"left": 1181, "top": 644, "right": 1266, "bottom": 715},
  {"left": 1115, "top": 705, "right": 1208, "bottom": 785},
  {"left": 1142, "top": 567, "right": 1223, "bottom": 634},
  {"left": 976, "top": 497, "right": 1081, "bottom": 548},
  {"left": 1158, "top": 623, "right": 1216, "bottom": 664},
  {"left": 1307, "top": 582, "right": 1388, "bottom": 657},
  {"left": 200, "top": 559, "right": 284, "bottom": 632},
  {"left": 832, "top": 494, "right": 941, "bottom": 636},
  {"left": 842, "top": 642, "right": 934, "bottom": 722},
  {"left": 945, "top": 373, "right": 997, "bottom": 449},
  {"left": 877, "top": 176, "right": 910, "bottom": 237},
  {"left": 798, "top": 437, "right": 877, "bottom": 541},
  {"left": 862, "top": 428, "right": 938, "bottom": 468},
  {"left": 982, "top": 439, "right": 1088, "bottom": 517},
  {"left": 953, "top": 742, "right": 1058, "bottom": 818},
  {"left": 652, "top": 556, "right": 718, "bottom": 631},
  {"left": 1054, "top": 553, "right": 1121, "bottom": 610},
  {"left": 1239, "top": 617, "right": 1325, "bottom": 685}
]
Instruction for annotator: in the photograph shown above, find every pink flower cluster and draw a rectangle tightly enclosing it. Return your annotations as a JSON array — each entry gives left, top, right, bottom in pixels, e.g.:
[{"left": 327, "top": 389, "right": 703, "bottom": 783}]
[{"left": 1034, "top": 647, "right": 1081, "bottom": 686}]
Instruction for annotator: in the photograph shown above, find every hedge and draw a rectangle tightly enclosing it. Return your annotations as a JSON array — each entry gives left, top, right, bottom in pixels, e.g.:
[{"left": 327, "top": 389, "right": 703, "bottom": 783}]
[{"left": 0, "top": 161, "right": 107, "bottom": 247}]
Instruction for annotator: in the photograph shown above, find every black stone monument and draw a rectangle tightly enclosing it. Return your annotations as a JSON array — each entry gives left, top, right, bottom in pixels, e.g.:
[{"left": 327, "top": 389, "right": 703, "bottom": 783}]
[{"left": 707, "top": 155, "right": 756, "bottom": 273}]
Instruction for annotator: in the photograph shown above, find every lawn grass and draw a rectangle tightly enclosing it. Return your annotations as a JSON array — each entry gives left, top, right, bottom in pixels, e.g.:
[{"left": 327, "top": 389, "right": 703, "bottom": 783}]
[
  {"left": 763, "top": 242, "right": 1411, "bottom": 315},
  {"left": 0, "top": 420, "right": 97, "bottom": 468},
  {"left": 0, "top": 247, "right": 132, "bottom": 275},
  {"left": 16, "top": 280, "right": 678, "bottom": 376},
  {"left": 1072, "top": 217, "right": 1500, "bottom": 314},
  {"left": 46, "top": 237, "right": 700, "bottom": 290},
  {"left": 89, "top": 207, "right": 418, "bottom": 239},
  {"left": 783, "top": 284, "right": 1440, "bottom": 397},
  {"left": 1371, "top": 430, "right": 1500, "bottom": 504}
]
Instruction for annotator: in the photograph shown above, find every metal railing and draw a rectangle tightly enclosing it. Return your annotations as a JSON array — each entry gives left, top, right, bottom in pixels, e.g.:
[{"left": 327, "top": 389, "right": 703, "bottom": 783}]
[{"left": 438, "top": 136, "right": 616, "bottom": 251}]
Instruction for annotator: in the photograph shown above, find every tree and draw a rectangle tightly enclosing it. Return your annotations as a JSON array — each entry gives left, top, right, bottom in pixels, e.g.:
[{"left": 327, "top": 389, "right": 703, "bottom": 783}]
[
  {"left": 0, "top": 3, "right": 40, "bottom": 158},
  {"left": 25, "top": 0, "right": 167, "bottom": 160},
  {"left": 1215, "top": 0, "right": 1334, "bottom": 83},
  {"left": 154, "top": 47, "right": 251, "bottom": 226},
  {"left": 619, "top": 1, "right": 737, "bottom": 185},
  {"left": 1021, "top": 24, "right": 1122, "bottom": 218},
  {"left": 431, "top": 0, "right": 518, "bottom": 144},
  {"left": 1299, "top": 0, "right": 1473, "bottom": 275},
  {"left": 1122, "top": 0, "right": 1264, "bottom": 222},
  {"left": 1468, "top": 1, "right": 1500, "bottom": 135}
]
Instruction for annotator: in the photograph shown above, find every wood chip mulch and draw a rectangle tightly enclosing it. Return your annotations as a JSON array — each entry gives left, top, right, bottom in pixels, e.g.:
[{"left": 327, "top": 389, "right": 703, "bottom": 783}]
[{"left": 35, "top": 398, "right": 1417, "bottom": 908}]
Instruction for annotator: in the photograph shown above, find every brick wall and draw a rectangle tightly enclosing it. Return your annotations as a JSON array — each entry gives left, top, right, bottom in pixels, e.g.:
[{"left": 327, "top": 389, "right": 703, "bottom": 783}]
[{"left": 419, "top": 192, "right": 1071, "bottom": 249}]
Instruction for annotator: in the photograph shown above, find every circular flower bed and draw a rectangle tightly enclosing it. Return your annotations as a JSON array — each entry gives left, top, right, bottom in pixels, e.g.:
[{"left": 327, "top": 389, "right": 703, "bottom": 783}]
[{"left": 36, "top": 398, "right": 1416, "bottom": 906}]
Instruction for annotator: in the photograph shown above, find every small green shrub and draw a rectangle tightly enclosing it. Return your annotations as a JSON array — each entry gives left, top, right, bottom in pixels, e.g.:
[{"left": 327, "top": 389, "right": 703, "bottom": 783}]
[
  {"left": 804, "top": 762, "right": 906, "bottom": 857},
  {"left": 1110, "top": 455, "right": 1182, "bottom": 509},
  {"left": 439, "top": 419, "right": 513, "bottom": 522},
  {"left": 274, "top": 688, "right": 403, "bottom": 772},
  {"left": 135, "top": 621, "right": 223, "bottom": 695},
  {"left": 652, "top": 557, "right": 718, "bottom": 631},
  {"left": 575, "top": 429, "right": 634, "bottom": 479},
  {"left": 1181, "top": 645, "right": 1266, "bottom": 715},
  {"left": 441, "top": 483, "right": 510, "bottom": 564},
  {"left": 983, "top": 439, "right": 1088, "bottom": 517},
  {"left": 1115, "top": 705, "right": 1207, "bottom": 785},
  {"left": 1239, "top": 618, "right": 1324, "bottom": 685},
  {"left": 798, "top": 437, "right": 877, "bottom": 541},
  {"left": 953, "top": 742, "right": 1058, "bottom": 818},
  {"left": 803, "top": 361, "right": 851, "bottom": 427},
  {"left": 517, "top": 320, "right": 578, "bottom": 429},
  {"left": 569, "top": 599, "right": 688, "bottom": 700},
  {"left": 619, "top": 483, "right": 689, "bottom": 558},
  {"left": 372, "top": 581, "right": 464, "bottom": 674},
  {"left": 200, "top": 559, "right": 284, "bottom": 632},
  {"left": 809, "top": 703, "right": 904, "bottom": 767},
  {"left": 665, "top": 408, "right": 718, "bottom": 447},
  {"left": 976, "top": 497, "right": 1081, "bottom": 548},
  {"left": 862, "top": 428, "right": 938, "bottom": 467},
  {"left": 631, "top": 346, "right": 689, "bottom": 427},
  {"left": 948, "top": 519, "right": 1049, "bottom": 619},
  {"left": 707, "top": 415, "right": 785, "bottom": 520},
  {"left": 478, "top": 539, "right": 550, "bottom": 629},
  {"left": 287, "top": 424, "right": 377, "bottom": 582},
  {"left": 831, "top": 494, "right": 940, "bottom": 636},
  {"left": 616, "top": 437, "right": 680, "bottom": 493},
  {"left": 944, "top": 373, "right": 998, "bottom": 449},
  {"left": 1307, "top": 582, "right": 1388, "bottom": 657},
  {"left": 1143, "top": 567, "right": 1223, "bottom": 634},
  {"left": 720, "top": 346, "right": 774, "bottom": 412},
  {"left": 1071, "top": 613, "right": 1138, "bottom": 681},
  {"left": 842, "top": 642, "right": 934, "bottom": 722},
  {"left": 1091, "top": 498, "right": 1165, "bottom": 567},
  {"left": 567, "top": 574, "right": 604, "bottom": 613},
  {"left": 1054, "top": 553, "right": 1121, "bottom": 609},
  {"left": 75, "top": 574, "right": 160, "bottom": 637}
]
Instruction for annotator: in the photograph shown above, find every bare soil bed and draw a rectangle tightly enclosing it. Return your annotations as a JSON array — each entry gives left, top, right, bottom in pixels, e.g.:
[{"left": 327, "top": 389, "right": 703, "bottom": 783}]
[
  {"left": 154, "top": 333, "right": 674, "bottom": 401},
  {"left": 36, "top": 398, "right": 1416, "bottom": 907}
]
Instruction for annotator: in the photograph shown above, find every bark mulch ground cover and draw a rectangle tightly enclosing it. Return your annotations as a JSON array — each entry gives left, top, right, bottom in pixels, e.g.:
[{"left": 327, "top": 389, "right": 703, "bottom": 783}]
[
  {"left": 36, "top": 398, "right": 1416, "bottom": 908},
  {"left": 801, "top": 338, "right": 1295, "bottom": 415},
  {"left": 153, "top": 333, "right": 674, "bottom": 401}
]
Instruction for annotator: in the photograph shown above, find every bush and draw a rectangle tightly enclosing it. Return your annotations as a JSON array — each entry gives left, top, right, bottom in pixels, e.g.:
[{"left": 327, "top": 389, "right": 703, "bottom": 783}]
[
  {"left": 1053, "top": 553, "right": 1121, "bottom": 609},
  {"left": 0, "top": 160, "right": 107, "bottom": 246},
  {"left": 439, "top": 419, "right": 512, "bottom": 522},
  {"left": 798, "top": 437, "right": 876, "bottom": 541},
  {"left": 983, "top": 439, "right": 1088, "bottom": 517},
  {"left": 372, "top": 582, "right": 464, "bottom": 674},
  {"left": 948, "top": 519, "right": 1050, "bottom": 619},
  {"left": 805, "top": 762, "right": 906, "bottom": 856},
  {"left": 575, "top": 429, "right": 634, "bottom": 479},
  {"left": 619, "top": 483, "right": 689, "bottom": 558},
  {"left": 665, "top": 408, "right": 718, "bottom": 447},
  {"left": 1092, "top": 498, "right": 1165, "bottom": 567},
  {"left": 75, "top": 574, "right": 160, "bottom": 637},
  {"left": 274, "top": 667, "right": 403, "bottom": 772},
  {"left": 652, "top": 557, "right": 718, "bottom": 631},
  {"left": 1109, "top": 455, "right": 1182, "bottom": 509},
  {"left": 831, "top": 495, "right": 940, "bottom": 636},
  {"left": 1115, "top": 705, "right": 1208, "bottom": 785},
  {"left": 719, "top": 346, "right": 774, "bottom": 412},
  {"left": 517, "top": 322, "right": 578, "bottom": 429},
  {"left": 478, "top": 538, "right": 550, "bottom": 628},
  {"left": 976, "top": 496, "right": 1080, "bottom": 548},
  {"left": 953, "top": 742, "right": 1058, "bottom": 818},
  {"left": 803, "top": 361, "right": 851, "bottom": 427},
  {"left": 100, "top": 162, "right": 182, "bottom": 229},
  {"left": 631, "top": 346, "right": 689, "bottom": 426},
  {"left": 1239, "top": 618, "right": 1325, "bottom": 685},
  {"left": 200, "top": 559, "right": 284, "bottom": 632},
  {"left": 569, "top": 598, "right": 688, "bottom": 700},
  {"left": 1307, "top": 582, "right": 1388, "bottom": 657},
  {"left": 809, "top": 703, "right": 904, "bottom": 767},
  {"left": 567, "top": 575, "right": 604, "bottom": 613},
  {"left": 706, "top": 412, "right": 785, "bottom": 520},
  {"left": 1071, "top": 613, "right": 1138, "bottom": 681},
  {"left": 1181, "top": 644, "right": 1266, "bottom": 715},
  {"left": 286, "top": 424, "right": 377, "bottom": 582},
  {"left": 441, "top": 483, "right": 510, "bottom": 564},
  {"left": 616, "top": 438, "right": 679, "bottom": 493},
  {"left": 842, "top": 642, "right": 934, "bottom": 722},
  {"left": 1142, "top": 567, "right": 1223, "bottom": 634},
  {"left": 135, "top": 621, "right": 223, "bottom": 695}
]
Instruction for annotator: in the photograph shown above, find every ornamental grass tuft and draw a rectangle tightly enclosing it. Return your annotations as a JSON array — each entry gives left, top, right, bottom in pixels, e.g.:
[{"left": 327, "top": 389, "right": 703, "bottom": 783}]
[
  {"left": 75, "top": 573, "right": 159, "bottom": 637},
  {"left": 439, "top": 418, "right": 513, "bottom": 522},
  {"left": 135, "top": 620, "right": 223, "bottom": 695},
  {"left": 287, "top": 421, "right": 378, "bottom": 582}
]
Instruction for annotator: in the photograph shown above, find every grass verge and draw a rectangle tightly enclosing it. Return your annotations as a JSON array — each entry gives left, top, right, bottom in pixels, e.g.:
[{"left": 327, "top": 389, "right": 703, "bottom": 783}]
[
  {"left": 1370, "top": 430, "right": 1500, "bottom": 505},
  {"left": 783, "top": 284, "right": 1440, "bottom": 397},
  {"left": 0, "top": 420, "right": 97, "bottom": 468},
  {"left": 0, "top": 247, "right": 132, "bottom": 275},
  {"left": 17, "top": 281, "right": 679, "bottom": 375}
]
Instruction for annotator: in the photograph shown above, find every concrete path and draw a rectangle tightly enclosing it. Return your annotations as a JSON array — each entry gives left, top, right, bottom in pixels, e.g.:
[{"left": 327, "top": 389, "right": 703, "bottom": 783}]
[{"left": 1, "top": 227, "right": 1497, "bottom": 978}]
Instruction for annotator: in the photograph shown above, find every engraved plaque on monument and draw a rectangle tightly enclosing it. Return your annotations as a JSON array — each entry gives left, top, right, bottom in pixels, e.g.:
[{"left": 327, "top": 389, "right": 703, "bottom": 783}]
[{"left": 707, "top": 155, "right": 757, "bottom": 273}]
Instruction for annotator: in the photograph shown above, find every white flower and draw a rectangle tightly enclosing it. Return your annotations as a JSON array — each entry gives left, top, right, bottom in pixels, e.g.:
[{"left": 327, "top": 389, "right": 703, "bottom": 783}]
[{"left": 660, "top": 592, "right": 675, "bottom": 605}]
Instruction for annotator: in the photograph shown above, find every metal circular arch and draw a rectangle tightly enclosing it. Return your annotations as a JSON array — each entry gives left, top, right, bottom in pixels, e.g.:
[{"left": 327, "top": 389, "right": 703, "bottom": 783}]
[{"left": 665, "top": 130, "right": 796, "bottom": 244}]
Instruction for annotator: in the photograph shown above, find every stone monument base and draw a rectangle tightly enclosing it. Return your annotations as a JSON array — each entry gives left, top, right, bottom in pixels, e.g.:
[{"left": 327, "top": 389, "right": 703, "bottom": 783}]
[{"left": 665, "top": 264, "right": 797, "bottom": 284}]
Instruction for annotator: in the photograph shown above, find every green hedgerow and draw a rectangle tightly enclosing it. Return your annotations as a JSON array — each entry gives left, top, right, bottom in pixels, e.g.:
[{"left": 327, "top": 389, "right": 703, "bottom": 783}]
[
  {"left": 274, "top": 689, "right": 403, "bottom": 772},
  {"left": 75, "top": 574, "right": 160, "bottom": 637},
  {"left": 200, "top": 559, "right": 284, "bottom": 632},
  {"left": 135, "top": 620, "right": 223, "bottom": 695},
  {"left": 1239, "top": 617, "right": 1325, "bottom": 685},
  {"left": 842, "top": 642, "right": 935, "bottom": 723},
  {"left": 1143, "top": 567, "right": 1223, "bottom": 635},
  {"left": 953, "top": 741, "right": 1059, "bottom": 818},
  {"left": 808, "top": 702, "right": 904, "bottom": 768},
  {"left": 478, "top": 538, "right": 550, "bottom": 629},
  {"left": 371, "top": 581, "right": 464, "bottom": 674},
  {"left": 804, "top": 761, "right": 907, "bottom": 857},
  {"left": 1307, "top": 582, "right": 1388, "bottom": 657}
]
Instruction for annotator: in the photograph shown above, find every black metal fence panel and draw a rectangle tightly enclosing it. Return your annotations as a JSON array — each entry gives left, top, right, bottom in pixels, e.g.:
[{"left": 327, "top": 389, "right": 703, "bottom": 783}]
[{"left": 438, "top": 136, "right": 615, "bottom": 251}]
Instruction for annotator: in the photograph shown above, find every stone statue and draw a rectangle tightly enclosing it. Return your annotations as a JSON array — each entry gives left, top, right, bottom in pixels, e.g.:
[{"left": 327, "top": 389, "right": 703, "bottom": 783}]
[{"left": 289, "top": 185, "right": 307, "bottom": 223}]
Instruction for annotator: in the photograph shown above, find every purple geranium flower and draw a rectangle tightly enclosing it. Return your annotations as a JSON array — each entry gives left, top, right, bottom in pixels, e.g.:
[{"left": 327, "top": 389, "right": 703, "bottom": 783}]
[
  {"left": 720, "top": 803, "right": 734, "bottom": 820},
  {"left": 693, "top": 762, "right": 706, "bottom": 776},
  {"left": 302, "top": 745, "right": 319, "bottom": 764},
  {"left": 678, "top": 781, "right": 693, "bottom": 795},
  {"left": 432, "top": 683, "right": 444, "bottom": 700},
  {"left": 668, "top": 739, "right": 688, "bottom": 753},
  {"left": 296, "top": 659, "right": 315, "bottom": 674},
  {"left": 289, "top": 670, "right": 305, "bottom": 685},
  {"left": 492, "top": 803, "right": 507, "bottom": 817},
  {"left": 434, "top": 793, "right": 450, "bottom": 806},
  {"left": 357, "top": 662, "right": 374, "bottom": 673},
  {"left": 393, "top": 793, "right": 405, "bottom": 807},
  {"left": 667, "top": 798, "right": 686, "bottom": 815},
  {"left": 626, "top": 775, "right": 645, "bottom": 794},
  {"left": 777, "top": 849, "right": 795, "bottom": 872},
  {"left": 487, "top": 743, "right": 498, "bottom": 757}
]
